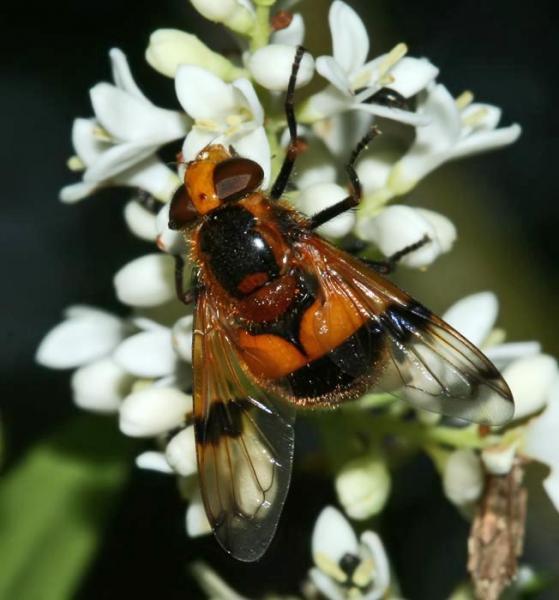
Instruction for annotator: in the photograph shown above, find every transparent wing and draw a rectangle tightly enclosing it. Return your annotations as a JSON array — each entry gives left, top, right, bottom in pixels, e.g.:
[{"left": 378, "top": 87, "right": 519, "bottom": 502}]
[
  {"left": 298, "top": 237, "right": 514, "bottom": 425},
  {"left": 193, "top": 291, "right": 295, "bottom": 562}
]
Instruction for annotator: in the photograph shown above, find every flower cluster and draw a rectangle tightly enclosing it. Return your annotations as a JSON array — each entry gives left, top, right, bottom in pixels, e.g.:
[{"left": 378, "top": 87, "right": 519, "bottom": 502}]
[{"left": 36, "top": 0, "right": 556, "bottom": 598}]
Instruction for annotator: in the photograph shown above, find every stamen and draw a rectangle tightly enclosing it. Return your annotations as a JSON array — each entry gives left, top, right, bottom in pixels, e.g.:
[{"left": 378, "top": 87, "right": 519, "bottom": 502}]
[
  {"left": 92, "top": 125, "right": 112, "bottom": 142},
  {"left": 377, "top": 43, "right": 408, "bottom": 80},
  {"left": 462, "top": 106, "right": 489, "bottom": 128},
  {"left": 195, "top": 118, "right": 221, "bottom": 132},
  {"left": 67, "top": 155, "right": 85, "bottom": 171},
  {"left": 455, "top": 90, "right": 474, "bottom": 110}
]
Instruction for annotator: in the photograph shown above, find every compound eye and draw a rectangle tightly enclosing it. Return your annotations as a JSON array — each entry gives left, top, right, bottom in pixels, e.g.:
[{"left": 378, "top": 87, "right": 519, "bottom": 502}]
[
  {"left": 213, "top": 157, "right": 264, "bottom": 202},
  {"left": 168, "top": 186, "right": 198, "bottom": 230}
]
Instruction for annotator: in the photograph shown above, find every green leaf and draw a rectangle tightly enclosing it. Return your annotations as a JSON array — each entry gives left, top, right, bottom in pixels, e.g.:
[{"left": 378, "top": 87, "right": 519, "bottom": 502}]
[{"left": 0, "top": 415, "right": 136, "bottom": 600}]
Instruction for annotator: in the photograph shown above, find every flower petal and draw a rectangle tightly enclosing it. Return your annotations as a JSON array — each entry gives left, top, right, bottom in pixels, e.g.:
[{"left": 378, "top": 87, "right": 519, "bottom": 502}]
[
  {"left": 524, "top": 379, "right": 559, "bottom": 511},
  {"left": 72, "top": 118, "right": 106, "bottom": 166},
  {"left": 316, "top": 56, "right": 352, "bottom": 95},
  {"left": 90, "top": 83, "right": 188, "bottom": 144},
  {"left": 329, "top": 1, "right": 369, "bottom": 75},
  {"left": 109, "top": 47, "right": 149, "bottom": 101},
  {"left": 356, "top": 152, "right": 395, "bottom": 194},
  {"left": 59, "top": 181, "right": 99, "bottom": 204},
  {"left": 232, "top": 77, "right": 264, "bottom": 125},
  {"left": 120, "top": 387, "right": 192, "bottom": 436},
  {"left": 175, "top": 65, "right": 238, "bottom": 121},
  {"left": 357, "top": 205, "right": 456, "bottom": 268},
  {"left": 113, "top": 328, "right": 177, "bottom": 378},
  {"left": 36, "top": 307, "right": 125, "bottom": 369},
  {"left": 166, "top": 427, "right": 197, "bottom": 476},
  {"left": 359, "top": 531, "right": 391, "bottom": 600},
  {"left": 451, "top": 124, "right": 522, "bottom": 161},
  {"left": 83, "top": 141, "right": 157, "bottom": 183},
  {"left": 295, "top": 182, "right": 355, "bottom": 238},
  {"left": 309, "top": 568, "right": 345, "bottom": 600},
  {"left": 502, "top": 354, "right": 558, "bottom": 420},
  {"left": 231, "top": 127, "right": 271, "bottom": 189},
  {"left": 383, "top": 56, "right": 439, "bottom": 98},
  {"left": 122, "top": 158, "right": 181, "bottom": 202},
  {"left": 312, "top": 506, "right": 359, "bottom": 566},
  {"left": 443, "top": 448, "right": 484, "bottom": 506},
  {"left": 182, "top": 127, "right": 221, "bottom": 162},
  {"left": 186, "top": 490, "right": 213, "bottom": 537},
  {"left": 484, "top": 341, "right": 541, "bottom": 370},
  {"left": 442, "top": 291, "right": 498, "bottom": 347},
  {"left": 114, "top": 253, "right": 176, "bottom": 307},
  {"left": 248, "top": 45, "right": 314, "bottom": 92},
  {"left": 135, "top": 451, "right": 174, "bottom": 474},
  {"left": 71, "top": 357, "right": 132, "bottom": 413},
  {"left": 123, "top": 199, "right": 159, "bottom": 242}
]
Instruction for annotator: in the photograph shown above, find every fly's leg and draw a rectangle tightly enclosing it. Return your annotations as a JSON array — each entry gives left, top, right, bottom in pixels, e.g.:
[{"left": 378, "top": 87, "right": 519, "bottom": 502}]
[
  {"left": 309, "top": 127, "right": 381, "bottom": 229},
  {"left": 175, "top": 255, "right": 194, "bottom": 305},
  {"left": 271, "top": 45, "right": 307, "bottom": 200},
  {"left": 363, "top": 235, "right": 431, "bottom": 274}
]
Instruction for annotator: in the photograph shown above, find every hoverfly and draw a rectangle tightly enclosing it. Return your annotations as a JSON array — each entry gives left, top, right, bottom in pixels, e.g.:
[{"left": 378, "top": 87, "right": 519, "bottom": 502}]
[{"left": 168, "top": 47, "right": 514, "bottom": 562}]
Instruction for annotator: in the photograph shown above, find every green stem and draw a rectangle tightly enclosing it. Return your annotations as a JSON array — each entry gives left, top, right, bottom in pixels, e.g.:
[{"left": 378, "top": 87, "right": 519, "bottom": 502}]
[{"left": 250, "top": 5, "right": 272, "bottom": 51}]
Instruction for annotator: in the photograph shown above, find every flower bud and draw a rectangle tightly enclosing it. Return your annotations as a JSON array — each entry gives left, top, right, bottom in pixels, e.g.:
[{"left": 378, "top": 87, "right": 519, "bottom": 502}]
[
  {"left": 113, "top": 327, "right": 177, "bottom": 378},
  {"left": 249, "top": 45, "right": 314, "bottom": 91},
  {"left": 72, "top": 358, "right": 132, "bottom": 413},
  {"left": 146, "top": 29, "right": 245, "bottom": 81},
  {"left": 119, "top": 387, "right": 192, "bottom": 437},
  {"left": 295, "top": 182, "right": 355, "bottom": 238},
  {"left": 335, "top": 454, "right": 391, "bottom": 520},
  {"left": 190, "top": 0, "right": 254, "bottom": 35},
  {"left": 114, "top": 254, "right": 176, "bottom": 307},
  {"left": 123, "top": 200, "right": 158, "bottom": 242},
  {"left": 357, "top": 205, "right": 456, "bottom": 268},
  {"left": 166, "top": 427, "right": 197, "bottom": 476},
  {"left": 443, "top": 449, "right": 483, "bottom": 506}
]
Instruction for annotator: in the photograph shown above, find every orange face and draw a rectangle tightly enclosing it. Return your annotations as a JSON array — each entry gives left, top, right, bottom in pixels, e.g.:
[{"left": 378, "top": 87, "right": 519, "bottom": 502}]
[{"left": 169, "top": 145, "right": 266, "bottom": 226}]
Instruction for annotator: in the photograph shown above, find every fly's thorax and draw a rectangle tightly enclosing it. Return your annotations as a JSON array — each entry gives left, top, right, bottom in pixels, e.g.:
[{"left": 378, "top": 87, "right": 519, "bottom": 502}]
[{"left": 195, "top": 200, "right": 295, "bottom": 309}]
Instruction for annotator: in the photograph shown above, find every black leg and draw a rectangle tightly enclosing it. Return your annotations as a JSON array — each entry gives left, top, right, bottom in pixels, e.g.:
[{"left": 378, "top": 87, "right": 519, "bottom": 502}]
[
  {"left": 309, "top": 126, "right": 381, "bottom": 229},
  {"left": 271, "top": 45, "right": 306, "bottom": 200},
  {"left": 364, "top": 235, "right": 431, "bottom": 274},
  {"left": 175, "top": 255, "right": 194, "bottom": 305}
]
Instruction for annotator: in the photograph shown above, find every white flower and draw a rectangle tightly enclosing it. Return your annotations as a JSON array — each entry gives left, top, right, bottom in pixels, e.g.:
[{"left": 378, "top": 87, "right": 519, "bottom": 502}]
[
  {"left": 135, "top": 450, "right": 174, "bottom": 474},
  {"left": 119, "top": 387, "right": 192, "bottom": 437},
  {"left": 442, "top": 292, "right": 556, "bottom": 420},
  {"left": 384, "top": 84, "right": 522, "bottom": 198},
  {"left": 113, "top": 320, "right": 179, "bottom": 378},
  {"left": 123, "top": 199, "right": 159, "bottom": 242},
  {"left": 356, "top": 205, "right": 456, "bottom": 268},
  {"left": 248, "top": 44, "right": 314, "bottom": 91},
  {"left": 60, "top": 49, "right": 187, "bottom": 203},
  {"left": 310, "top": 506, "right": 390, "bottom": 600},
  {"left": 443, "top": 449, "right": 484, "bottom": 506},
  {"left": 166, "top": 427, "right": 197, "bottom": 477},
  {"left": 524, "top": 380, "right": 559, "bottom": 511},
  {"left": 271, "top": 12, "right": 305, "bottom": 46},
  {"left": 146, "top": 29, "right": 247, "bottom": 80},
  {"left": 335, "top": 454, "right": 391, "bottom": 520},
  {"left": 304, "top": 1, "right": 438, "bottom": 125},
  {"left": 71, "top": 357, "right": 133, "bottom": 414},
  {"left": 442, "top": 291, "right": 559, "bottom": 509},
  {"left": 175, "top": 66, "right": 271, "bottom": 187},
  {"left": 36, "top": 306, "right": 127, "bottom": 369},
  {"left": 114, "top": 253, "right": 176, "bottom": 307},
  {"left": 295, "top": 182, "right": 355, "bottom": 238}
]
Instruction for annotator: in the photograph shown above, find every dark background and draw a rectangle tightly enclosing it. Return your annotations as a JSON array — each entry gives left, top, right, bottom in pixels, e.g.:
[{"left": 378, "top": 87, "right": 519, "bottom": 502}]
[{"left": 2, "top": 0, "right": 557, "bottom": 598}]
